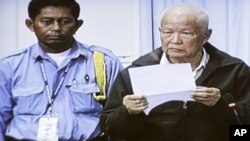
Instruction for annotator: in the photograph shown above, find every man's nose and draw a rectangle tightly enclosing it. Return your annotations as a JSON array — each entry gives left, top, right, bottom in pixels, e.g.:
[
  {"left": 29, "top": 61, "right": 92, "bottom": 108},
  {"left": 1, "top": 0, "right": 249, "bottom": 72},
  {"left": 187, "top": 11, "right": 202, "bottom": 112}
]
[
  {"left": 171, "top": 33, "right": 182, "bottom": 43},
  {"left": 51, "top": 21, "right": 61, "bottom": 30}
]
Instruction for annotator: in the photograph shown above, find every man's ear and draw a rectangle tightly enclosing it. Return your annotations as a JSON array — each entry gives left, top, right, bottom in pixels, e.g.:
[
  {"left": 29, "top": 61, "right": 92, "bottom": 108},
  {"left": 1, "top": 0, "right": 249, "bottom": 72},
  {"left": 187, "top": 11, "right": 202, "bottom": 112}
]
[
  {"left": 25, "top": 19, "right": 35, "bottom": 32},
  {"left": 74, "top": 19, "right": 84, "bottom": 33},
  {"left": 203, "top": 29, "right": 212, "bottom": 44}
]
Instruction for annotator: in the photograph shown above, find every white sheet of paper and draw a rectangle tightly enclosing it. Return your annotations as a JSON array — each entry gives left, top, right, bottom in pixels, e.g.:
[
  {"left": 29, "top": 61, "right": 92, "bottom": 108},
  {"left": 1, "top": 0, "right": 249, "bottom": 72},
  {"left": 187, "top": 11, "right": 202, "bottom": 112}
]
[{"left": 128, "top": 63, "right": 196, "bottom": 115}]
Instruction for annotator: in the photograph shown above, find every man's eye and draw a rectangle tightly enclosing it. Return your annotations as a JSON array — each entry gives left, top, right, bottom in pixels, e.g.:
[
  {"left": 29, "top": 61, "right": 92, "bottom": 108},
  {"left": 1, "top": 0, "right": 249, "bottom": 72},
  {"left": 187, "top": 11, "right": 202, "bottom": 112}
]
[
  {"left": 162, "top": 31, "right": 173, "bottom": 35},
  {"left": 41, "top": 20, "right": 52, "bottom": 25},
  {"left": 164, "top": 31, "right": 172, "bottom": 34},
  {"left": 181, "top": 32, "right": 194, "bottom": 38},
  {"left": 182, "top": 32, "right": 193, "bottom": 35},
  {"left": 60, "top": 20, "right": 73, "bottom": 25}
]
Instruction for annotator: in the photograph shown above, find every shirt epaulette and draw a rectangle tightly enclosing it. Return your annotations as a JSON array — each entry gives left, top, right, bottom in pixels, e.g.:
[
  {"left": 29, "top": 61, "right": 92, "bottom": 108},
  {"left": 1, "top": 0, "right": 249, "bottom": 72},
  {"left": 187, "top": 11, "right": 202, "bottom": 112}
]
[
  {"left": 0, "top": 48, "right": 28, "bottom": 60},
  {"left": 89, "top": 45, "right": 116, "bottom": 59}
]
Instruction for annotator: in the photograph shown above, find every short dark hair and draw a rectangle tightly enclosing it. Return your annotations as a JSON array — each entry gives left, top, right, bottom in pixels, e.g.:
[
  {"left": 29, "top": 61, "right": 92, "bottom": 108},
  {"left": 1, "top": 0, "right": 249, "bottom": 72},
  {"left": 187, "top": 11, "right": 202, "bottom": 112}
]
[{"left": 28, "top": 0, "right": 80, "bottom": 20}]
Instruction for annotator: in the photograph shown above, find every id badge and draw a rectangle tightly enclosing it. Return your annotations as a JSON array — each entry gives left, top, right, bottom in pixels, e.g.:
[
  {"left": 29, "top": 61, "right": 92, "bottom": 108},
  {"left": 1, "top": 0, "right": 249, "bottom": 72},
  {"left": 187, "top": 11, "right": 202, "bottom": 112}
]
[{"left": 37, "top": 117, "right": 59, "bottom": 141}]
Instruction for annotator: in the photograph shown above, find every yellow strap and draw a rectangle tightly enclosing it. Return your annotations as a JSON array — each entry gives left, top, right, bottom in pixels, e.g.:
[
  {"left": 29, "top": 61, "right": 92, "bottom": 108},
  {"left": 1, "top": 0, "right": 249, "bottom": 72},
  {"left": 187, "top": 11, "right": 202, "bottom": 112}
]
[{"left": 93, "top": 51, "right": 106, "bottom": 101}]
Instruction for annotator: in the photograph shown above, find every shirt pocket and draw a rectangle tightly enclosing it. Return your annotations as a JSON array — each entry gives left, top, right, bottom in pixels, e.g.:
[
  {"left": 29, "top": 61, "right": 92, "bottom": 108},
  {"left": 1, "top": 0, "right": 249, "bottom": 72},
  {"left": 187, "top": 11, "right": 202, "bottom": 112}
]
[
  {"left": 11, "top": 85, "right": 46, "bottom": 115},
  {"left": 68, "top": 83, "right": 103, "bottom": 114}
]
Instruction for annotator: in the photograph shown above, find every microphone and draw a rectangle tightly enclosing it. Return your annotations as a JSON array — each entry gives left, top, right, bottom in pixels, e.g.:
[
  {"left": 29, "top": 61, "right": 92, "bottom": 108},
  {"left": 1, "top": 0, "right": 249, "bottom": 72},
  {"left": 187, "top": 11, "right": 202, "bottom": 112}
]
[{"left": 228, "top": 103, "right": 242, "bottom": 124}]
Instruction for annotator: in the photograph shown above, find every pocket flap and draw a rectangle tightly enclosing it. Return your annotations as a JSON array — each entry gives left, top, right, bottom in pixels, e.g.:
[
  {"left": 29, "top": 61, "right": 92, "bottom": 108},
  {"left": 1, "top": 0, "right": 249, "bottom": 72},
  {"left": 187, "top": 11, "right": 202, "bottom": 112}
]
[
  {"left": 69, "top": 83, "right": 100, "bottom": 94},
  {"left": 12, "top": 85, "right": 44, "bottom": 97}
]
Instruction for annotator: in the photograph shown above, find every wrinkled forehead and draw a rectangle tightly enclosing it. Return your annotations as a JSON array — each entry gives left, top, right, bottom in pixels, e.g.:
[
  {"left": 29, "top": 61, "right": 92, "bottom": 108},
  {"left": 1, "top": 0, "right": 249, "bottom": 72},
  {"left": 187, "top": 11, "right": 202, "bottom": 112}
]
[
  {"left": 40, "top": 6, "right": 72, "bottom": 15},
  {"left": 37, "top": 6, "right": 75, "bottom": 19},
  {"left": 161, "top": 9, "right": 197, "bottom": 27},
  {"left": 161, "top": 8, "right": 208, "bottom": 33}
]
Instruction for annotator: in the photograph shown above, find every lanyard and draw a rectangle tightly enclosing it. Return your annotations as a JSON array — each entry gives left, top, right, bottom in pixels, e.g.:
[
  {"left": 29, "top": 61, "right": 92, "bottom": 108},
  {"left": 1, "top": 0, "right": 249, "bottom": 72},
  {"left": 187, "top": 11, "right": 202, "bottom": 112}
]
[{"left": 39, "top": 59, "right": 72, "bottom": 116}]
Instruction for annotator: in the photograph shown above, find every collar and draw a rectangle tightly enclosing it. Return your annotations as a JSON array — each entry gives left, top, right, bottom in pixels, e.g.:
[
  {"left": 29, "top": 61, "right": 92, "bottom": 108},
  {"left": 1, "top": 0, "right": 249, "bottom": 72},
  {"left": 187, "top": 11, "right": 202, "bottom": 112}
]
[
  {"left": 32, "top": 41, "right": 87, "bottom": 62},
  {"left": 194, "top": 48, "right": 210, "bottom": 72},
  {"left": 160, "top": 48, "right": 210, "bottom": 70}
]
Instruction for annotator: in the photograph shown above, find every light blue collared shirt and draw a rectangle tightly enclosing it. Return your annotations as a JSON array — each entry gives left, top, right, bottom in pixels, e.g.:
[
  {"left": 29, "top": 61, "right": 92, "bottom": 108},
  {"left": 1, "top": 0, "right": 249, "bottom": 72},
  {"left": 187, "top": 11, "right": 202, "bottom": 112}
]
[{"left": 0, "top": 41, "right": 123, "bottom": 140}]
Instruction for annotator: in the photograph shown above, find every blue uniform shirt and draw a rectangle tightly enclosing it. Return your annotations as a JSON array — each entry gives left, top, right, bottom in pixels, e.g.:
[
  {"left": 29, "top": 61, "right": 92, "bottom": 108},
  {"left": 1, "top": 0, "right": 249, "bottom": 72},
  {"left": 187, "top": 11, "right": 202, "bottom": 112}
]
[{"left": 0, "top": 41, "right": 123, "bottom": 140}]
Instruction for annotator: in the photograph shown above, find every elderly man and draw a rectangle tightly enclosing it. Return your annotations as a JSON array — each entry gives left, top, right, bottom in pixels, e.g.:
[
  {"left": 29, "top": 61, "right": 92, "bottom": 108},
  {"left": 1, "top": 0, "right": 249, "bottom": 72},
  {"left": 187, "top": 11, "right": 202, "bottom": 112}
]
[{"left": 100, "top": 4, "right": 250, "bottom": 141}]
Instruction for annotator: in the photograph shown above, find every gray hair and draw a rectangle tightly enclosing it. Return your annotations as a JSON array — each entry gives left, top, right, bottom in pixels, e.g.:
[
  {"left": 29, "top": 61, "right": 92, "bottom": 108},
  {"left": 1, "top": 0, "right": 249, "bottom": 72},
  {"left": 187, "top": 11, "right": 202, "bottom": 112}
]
[{"left": 159, "top": 4, "right": 209, "bottom": 32}]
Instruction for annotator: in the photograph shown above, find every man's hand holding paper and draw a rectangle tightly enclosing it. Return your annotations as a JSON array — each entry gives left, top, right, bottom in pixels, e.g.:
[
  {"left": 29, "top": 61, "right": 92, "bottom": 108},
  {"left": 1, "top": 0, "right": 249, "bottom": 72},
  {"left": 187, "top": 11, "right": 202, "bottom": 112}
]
[
  {"left": 123, "top": 95, "right": 148, "bottom": 115},
  {"left": 192, "top": 86, "right": 221, "bottom": 106},
  {"left": 128, "top": 63, "right": 196, "bottom": 115}
]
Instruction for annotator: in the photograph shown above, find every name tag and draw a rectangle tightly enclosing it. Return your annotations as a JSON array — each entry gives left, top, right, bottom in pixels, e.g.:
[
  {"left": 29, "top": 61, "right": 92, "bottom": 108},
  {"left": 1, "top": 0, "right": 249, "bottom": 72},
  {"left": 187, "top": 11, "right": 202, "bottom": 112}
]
[{"left": 37, "top": 117, "right": 59, "bottom": 141}]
